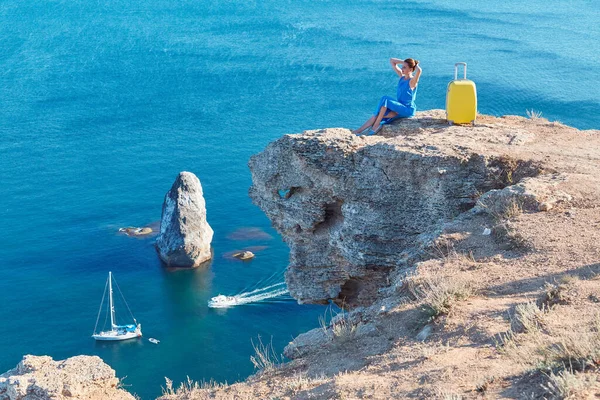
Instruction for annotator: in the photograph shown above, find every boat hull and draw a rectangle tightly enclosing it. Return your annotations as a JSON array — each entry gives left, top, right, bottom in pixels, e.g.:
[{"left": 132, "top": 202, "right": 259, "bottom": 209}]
[{"left": 92, "top": 330, "right": 142, "bottom": 341}]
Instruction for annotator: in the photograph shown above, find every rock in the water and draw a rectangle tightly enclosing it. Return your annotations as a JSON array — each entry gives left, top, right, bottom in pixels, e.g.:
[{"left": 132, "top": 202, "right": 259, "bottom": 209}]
[
  {"left": 119, "top": 226, "right": 153, "bottom": 236},
  {"left": 0, "top": 355, "right": 135, "bottom": 400},
  {"left": 232, "top": 251, "right": 255, "bottom": 260},
  {"left": 155, "top": 172, "right": 214, "bottom": 268}
]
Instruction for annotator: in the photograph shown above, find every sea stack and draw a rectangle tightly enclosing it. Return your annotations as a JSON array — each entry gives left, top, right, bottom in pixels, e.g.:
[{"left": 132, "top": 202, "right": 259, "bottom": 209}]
[{"left": 155, "top": 172, "right": 214, "bottom": 268}]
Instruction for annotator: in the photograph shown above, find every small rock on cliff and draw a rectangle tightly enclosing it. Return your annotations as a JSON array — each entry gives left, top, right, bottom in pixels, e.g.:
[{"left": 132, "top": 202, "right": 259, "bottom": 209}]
[
  {"left": 155, "top": 172, "right": 214, "bottom": 268},
  {"left": 0, "top": 355, "right": 135, "bottom": 400}
]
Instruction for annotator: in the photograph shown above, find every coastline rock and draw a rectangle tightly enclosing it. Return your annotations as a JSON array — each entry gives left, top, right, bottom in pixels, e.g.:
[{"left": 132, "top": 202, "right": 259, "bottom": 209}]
[
  {"left": 283, "top": 327, "right": 329, "bottom": 360},
  {"left": 155, "top": 172, "right": 214, "bottom": 268},
  {"left": 248, "top": 110, "right": 595, "bottom": 306},
  {"left": 0, "top": 355, "right": 135, "bottom": 400}
]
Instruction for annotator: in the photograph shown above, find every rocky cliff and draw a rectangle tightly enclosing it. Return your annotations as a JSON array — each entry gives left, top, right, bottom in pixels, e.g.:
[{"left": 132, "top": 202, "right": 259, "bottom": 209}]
[
  {"left": 156, "top": 110, "right": 600, "bottom": 399},
  {"left": 0, "top": 355, "right": 135, "bottom": 400},
  {"left": 249, "top": 110, "right": 590, "bottom": 307}
]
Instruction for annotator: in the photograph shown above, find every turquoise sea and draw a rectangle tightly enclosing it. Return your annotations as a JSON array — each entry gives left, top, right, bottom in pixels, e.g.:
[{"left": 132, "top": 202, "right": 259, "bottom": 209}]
[{"left": 1, "top": 0, "right": 599, "bottom": 398}]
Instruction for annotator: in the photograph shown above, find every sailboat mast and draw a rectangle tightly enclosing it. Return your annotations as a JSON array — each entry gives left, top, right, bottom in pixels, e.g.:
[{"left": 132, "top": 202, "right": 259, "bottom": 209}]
[{"left": 109, "top": 271, "right": 116, "bottom": 329}]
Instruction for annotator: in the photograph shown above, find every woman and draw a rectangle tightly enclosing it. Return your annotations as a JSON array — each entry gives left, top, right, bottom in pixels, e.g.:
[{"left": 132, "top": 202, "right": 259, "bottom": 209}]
[{"left": 353, "top": 58, "right": 422, "bottom": 135}]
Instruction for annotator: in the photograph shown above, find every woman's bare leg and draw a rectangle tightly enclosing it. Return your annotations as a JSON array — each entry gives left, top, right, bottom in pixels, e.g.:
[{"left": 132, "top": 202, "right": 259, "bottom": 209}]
[
  {"left": 370, "top": 109, "right": 398, "bottom": 134},
  {"left": 352, "top": 116, "right": 376, "bottom": 135},
  {"left": 372, "top": 106, "right": 392, "bottom": 131}
]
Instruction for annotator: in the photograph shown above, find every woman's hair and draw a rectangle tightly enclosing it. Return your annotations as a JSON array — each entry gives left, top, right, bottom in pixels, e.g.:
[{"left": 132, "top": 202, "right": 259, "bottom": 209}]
[{"left": 404, "top": 58, "right": 419, "bottom": 71}]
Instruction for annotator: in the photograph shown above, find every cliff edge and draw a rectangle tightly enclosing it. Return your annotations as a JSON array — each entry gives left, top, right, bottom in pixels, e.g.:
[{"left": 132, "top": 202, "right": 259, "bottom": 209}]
[
  {"left": 248, "top": 110, "right": 598, "bottom": 307},
  {"left": 159, "top": 110, "right": 600, "bottom": 399},
  {"left": 0, "top": 355, "right": 135, "bottom": 400}
]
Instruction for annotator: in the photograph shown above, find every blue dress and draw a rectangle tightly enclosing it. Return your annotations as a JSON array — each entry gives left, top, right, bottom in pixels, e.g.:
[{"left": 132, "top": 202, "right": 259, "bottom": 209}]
[{"left": 373, "top": 77, "right": 417, "bottom": 124}]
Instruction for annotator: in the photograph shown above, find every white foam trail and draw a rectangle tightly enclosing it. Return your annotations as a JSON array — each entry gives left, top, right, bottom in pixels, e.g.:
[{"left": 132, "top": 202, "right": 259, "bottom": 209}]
[
  {"left": 208, "top": 283, "right": 289, "bottom": 308},
  {"left": 240, "top": 271, "right": 282, "bottom": 295},
  {"left": 238, "top": 282, "right": 285, "bottom": 298}
]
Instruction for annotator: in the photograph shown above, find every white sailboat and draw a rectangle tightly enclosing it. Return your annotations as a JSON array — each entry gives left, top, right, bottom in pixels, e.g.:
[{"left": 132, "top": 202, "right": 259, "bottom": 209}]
[{"left": 92, "top": 271, "right": 142, "bottom": 341}]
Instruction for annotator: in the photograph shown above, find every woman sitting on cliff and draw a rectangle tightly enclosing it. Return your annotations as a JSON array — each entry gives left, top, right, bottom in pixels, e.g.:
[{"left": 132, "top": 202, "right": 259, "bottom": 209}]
[{"left": 353, "top": 58, "right": 422, "bottom": 135}]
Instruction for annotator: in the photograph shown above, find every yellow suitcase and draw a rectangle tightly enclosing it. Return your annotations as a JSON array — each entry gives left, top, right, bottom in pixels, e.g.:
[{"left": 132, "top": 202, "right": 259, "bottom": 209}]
[{"left": 446, "top": 62, "right": 477, "bottom": 125}]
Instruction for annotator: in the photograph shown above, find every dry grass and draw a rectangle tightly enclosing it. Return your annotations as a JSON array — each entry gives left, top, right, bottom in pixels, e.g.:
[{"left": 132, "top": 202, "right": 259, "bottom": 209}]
[
  {"left": 493, "top": 220, "right": 529, "bottom": 249},
  {"left": 526, "top": 109, "right": 543, "bottom": 120},
  {"left": 498, "top": 295, "right": 600, "bottom": 376},
  {"left": 407, "top": 271, "right": 476, "bottom": 319},
  {"left": 501, "top": 198, "right": 523, "bottom": 220},
  {"left": 433, "top": 388, "right": 464, "bottom": 400},
  {"left": 496, "top": 300, "right": 547, "bottom": 367},
  {"left": 478, "top": 197, "right": 523, "bottom": 221},
  {"left": 162, "top": 376, "right": 225, "bottom": 396},
  {"left": 512, "top": 301, "right": 546, "bottom": 333},
  {"left": 546, "top": 317, "right": 600, "bottom": 371},
  {"left": 539, "top": 275, "right": 578, "bottom": 308},
  {"left": 161, "top": 378, "right": 176, "bottom": 396},
  {"left": 477, "top": 196, "right": 529, "bottom": 249},
  {"left": 283, "top": 372, "right": 328, "bottom": 394},
  {"left": 250, "top": 336, "right": 280, "bottom": 372},
  {"left": 541, "top": 367, "right": 600, "bottom": 399},
  {"left": 397, "top": 271, "right": 422, "bottom": 302},
  {"left": 427, "top": 237, "right": 477, "bottom": 266},
  {"left": 397, "top": 251, "right": 477, "bottom": 321},
  {"left": 319, "top": 305, "right": 358, "bottom": 342}
]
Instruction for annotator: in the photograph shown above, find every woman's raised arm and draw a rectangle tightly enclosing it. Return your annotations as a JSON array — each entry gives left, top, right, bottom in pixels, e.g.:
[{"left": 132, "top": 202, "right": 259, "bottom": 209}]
[
  {"left": 390, "top": 58, "right": 404, "bottom": 77},
  {"left": 410, "top": 64, "right": 422, "bottom": 90}
]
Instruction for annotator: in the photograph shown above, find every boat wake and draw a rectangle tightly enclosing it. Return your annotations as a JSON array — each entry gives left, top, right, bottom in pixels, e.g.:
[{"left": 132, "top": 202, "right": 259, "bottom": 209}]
[{"left": 208, "top": 282, "right": 289, "bottom": 308}]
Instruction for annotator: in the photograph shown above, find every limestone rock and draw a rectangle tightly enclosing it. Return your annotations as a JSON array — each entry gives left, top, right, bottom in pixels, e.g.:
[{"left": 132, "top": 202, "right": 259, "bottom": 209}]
[
  {"left": 0, "top": 355, "right": 135, "bottom": 400},
  {"left": 475, "top": 174, "right": 572, "bottom": 217},
  {"left": 247, "top": 111, "right": 600, "bottom": 307},
  {"left": 284, "top": 327, "right": 329, "bottom": 360},
  {"left": 354, "top": 322, "right": 377, "bottom": 337},
  {"left": 416, "top": 325, "right": 433, "bottom": 341},
  {"left": 155, "top": 172, "right": 214, "bottom": 268},
  {"left": 248, "top": 116, "right": 544, "bottom": 306}
]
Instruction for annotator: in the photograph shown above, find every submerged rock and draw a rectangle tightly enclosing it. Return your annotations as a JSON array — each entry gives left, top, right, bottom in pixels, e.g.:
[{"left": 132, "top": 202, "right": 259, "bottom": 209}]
[
  {"left": 232, "top": 250, "right": 255, "bottom": 260},
  {"left": 119, "top": 226, "right": 153, "bottom": 236},
  {"left": 155, "top": 172, "right": 214, "bottom": 268},
  {"left": 227, "top": 227, "right": 273, "bottom": 241},
  {"left": 0, "top": 355, "right": 135, "bottom": 400}
]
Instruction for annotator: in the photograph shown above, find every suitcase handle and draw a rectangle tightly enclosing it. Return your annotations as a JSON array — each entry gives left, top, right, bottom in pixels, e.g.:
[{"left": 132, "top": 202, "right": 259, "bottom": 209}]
[{"left": 454, "top": 62, "right": 467, "bottom": 80}]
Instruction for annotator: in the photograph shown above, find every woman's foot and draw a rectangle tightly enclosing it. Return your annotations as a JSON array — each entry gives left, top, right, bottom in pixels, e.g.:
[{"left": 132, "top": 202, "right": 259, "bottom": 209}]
[
  {"left": 352, "top": 127, "right": 368, "bottom": 136},
  {"left": 368, "top": 124, "right": 383, "bottom": 135}
]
